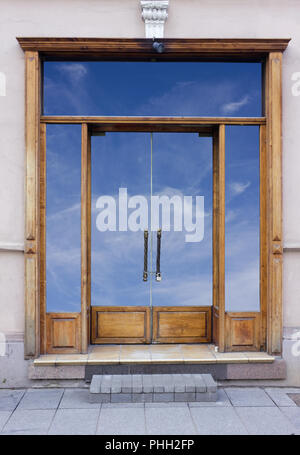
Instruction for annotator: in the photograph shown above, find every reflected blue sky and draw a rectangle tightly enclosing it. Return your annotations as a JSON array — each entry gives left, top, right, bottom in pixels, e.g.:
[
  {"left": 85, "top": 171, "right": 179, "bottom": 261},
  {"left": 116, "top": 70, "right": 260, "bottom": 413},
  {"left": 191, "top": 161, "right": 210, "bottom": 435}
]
[
  {"left": 44, "top": 61, "right": 261, "bottom": 117},
  {"left": 225, "top": 126, "right": 260, "bottom": 311},
  {"left": 91, "top": 133, "right": 212, "bottom": 308},
  {"left": 45, "top": 61, "right": 261, "bottom": 312}
]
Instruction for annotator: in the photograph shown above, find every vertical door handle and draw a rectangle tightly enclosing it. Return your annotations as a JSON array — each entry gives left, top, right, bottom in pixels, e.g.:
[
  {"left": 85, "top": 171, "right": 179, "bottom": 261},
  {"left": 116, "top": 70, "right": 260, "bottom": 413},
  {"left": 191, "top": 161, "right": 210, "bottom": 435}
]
[
  {"left": 143, "top": 229, "right": 148, "bottom": 281},
  {"left": 156, "top": 229, "right": 162, "bottom": 281}
]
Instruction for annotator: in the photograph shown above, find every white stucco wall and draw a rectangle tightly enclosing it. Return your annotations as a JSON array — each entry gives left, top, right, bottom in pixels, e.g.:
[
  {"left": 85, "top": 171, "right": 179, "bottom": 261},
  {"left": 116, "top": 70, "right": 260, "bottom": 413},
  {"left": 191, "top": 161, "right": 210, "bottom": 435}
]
[{"left": 0, "top": 0, "right": 300, "bottom": 385}]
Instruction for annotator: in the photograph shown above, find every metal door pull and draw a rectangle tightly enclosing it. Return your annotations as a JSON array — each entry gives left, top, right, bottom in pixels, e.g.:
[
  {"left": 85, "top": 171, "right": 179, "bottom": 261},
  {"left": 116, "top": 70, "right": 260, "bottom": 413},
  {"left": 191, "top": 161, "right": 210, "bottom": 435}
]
[
  {"left": 143, "top": 229, "right": 148, "bottom": 281},
  {"left": 156, "top": 229, "right": 162, "bottom": 281}
]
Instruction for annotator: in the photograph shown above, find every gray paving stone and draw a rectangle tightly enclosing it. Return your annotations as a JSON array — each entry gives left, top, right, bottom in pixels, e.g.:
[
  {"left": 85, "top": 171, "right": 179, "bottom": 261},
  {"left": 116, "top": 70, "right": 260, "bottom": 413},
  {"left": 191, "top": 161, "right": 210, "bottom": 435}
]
[
  {"left": 264, "top": 388, "right": 297, "bottom": 407},
  {"left": 18, "top": 388, "right": 64, "bottom": 410},
  {"left": 225, "top": 387, "right": 275, "bottom": 407},
  {"left": 111, "top": 375, "right": 122, "bottom": 393},
  {"left": 146, "top": 402, "right": 188, "bottom": 408},
  {"left": 182, "top": 374, "right": 196, "bottom": 393},
  {"left": 152, "top": 374, "right": 164, "bottom": 392},
  {"left": 193, "top": 374, "right": 206, "bottom": 392},
  {"left": 280, "top": 407, "right": 300, "bottom": 433},
  {"left": 132, "top": 375, "right": 142, "bottom": 393},
  {"left": 142, "top": 375, "right": 153, "bottom": 393},
  {"left": 191, "top": 406, "right": 248, "bottom": 435},
  {"left": 111, "top": 393, "right": 132, "bottom": 403},
  {"left": 172, "top": 374, "right": 185, "bottom": 393},
  {"left": 0, "top": 389, "right": 25, "bottom": 411},
  {"left": 101, "top": 375, "right": 112, "bottom": 393},
  {"left": 175, "top": 392, "right": 196, "bottom": 402},
  {"left": 162, "top": 374, "right": 174, "bottom": 393},
  {"left": 153, "top": 393, "right": 174, "bottom": 402},
  {"left": 0, "top": 411, "right": 12, "bottom": 432},
  {"left": 59, "top": 388, "right": 100, "bottom": 408},
  {"left": 202, "top": 374, "right": 217, "bottom": 392},
  {"left": 102, "top": 403, "right": 144, "bottom": 408},
  {"left": 189, "top": 389, "right": 231, "bottom": 407},
  {"left": 49, "top": 408, "right": 99, "bottom": 435},
  {"left": 145, "top": 401, "right": 188, "bottom": 410},
  {"left": 89, "top": 393, "right": 110, "bottom": 403},
  {"left": 146, "top": 406, "right": 196, "bottom": 435},
  {"left": 121, "top": 375, "right": 132, "bottom": 393},
  {"left": 236, "top": 407, "right": 297, "bottom": 435},
  {"left": 132, "top": 393, "right": 152, "bottom": 403},
  {"left": 196, "top": 392, "right": 217, "bottom": 402},
  {"left": 97, "top": 406, "right": 146, "bottom": 435},
  {"left": 90, "top": 375, "right": 102, "bottom": 394},
  {"left": 2, "top": 409, "right": 55, "bottom": 435}
]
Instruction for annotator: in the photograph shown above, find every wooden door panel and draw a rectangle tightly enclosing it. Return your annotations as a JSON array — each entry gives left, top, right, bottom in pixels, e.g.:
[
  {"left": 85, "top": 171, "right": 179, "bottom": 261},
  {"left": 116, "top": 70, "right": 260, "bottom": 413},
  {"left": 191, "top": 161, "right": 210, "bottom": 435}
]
[
  {"left": 225, "top": 312, "right": 261, "bottom": 351},
  {"left": 152, "top": 306, "right": 212, "bottom": 343},
  {"left": 91, "top": 306, "right": 151, "bottom": 344},
  {"left": 46, "top": 313, "right": 81, "bottom": 354}
]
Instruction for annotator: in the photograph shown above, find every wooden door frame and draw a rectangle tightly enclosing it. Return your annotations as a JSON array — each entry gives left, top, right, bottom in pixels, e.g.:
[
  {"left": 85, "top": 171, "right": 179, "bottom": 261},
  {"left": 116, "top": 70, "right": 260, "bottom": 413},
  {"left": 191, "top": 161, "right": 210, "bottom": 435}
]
[{"left": 18, "top": 37, "right": 290, "bottom": 357}]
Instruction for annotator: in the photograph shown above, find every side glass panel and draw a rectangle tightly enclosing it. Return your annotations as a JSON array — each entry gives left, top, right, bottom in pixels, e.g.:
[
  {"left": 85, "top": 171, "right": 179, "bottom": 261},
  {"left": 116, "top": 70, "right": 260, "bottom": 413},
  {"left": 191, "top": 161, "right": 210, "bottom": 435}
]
[
  {"left": 46, "top": 125, "right": 81, "bottom": 312},
  {"left": 151, "top": 133, "right": 213, "bottom": 307},
  {"left": 225, "top": 126, "right": 260, "bottom": 311},
  {"left": 91, "top": 133, "right": 149, "bottom": 306},
  {"left": 44, "top": 61, "right": 261, "bottom": 117}
]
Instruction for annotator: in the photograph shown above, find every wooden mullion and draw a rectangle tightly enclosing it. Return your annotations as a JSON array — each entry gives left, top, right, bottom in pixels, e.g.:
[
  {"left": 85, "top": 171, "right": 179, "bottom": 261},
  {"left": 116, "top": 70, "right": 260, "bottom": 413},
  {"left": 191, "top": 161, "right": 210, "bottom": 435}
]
[
  {"left": 24, "top": 50, "right": 41, "bottom": 358},
  {"left": 87, "top": 129, "right": 91, "bottom": 344},
  {"left": 17, "top": 37, "right": 290, "bottom": 58},
  {"left": 212, "top": 128, "right": 219, "bottom": 345},
  {"left": 266, "top": 52, "right": 283, "bottom": 355},
  {"left": 40, "top": 116, "right": 266, "bottom": 126},
  {"left": 218, "top": 124, "right": 226, "bottom": 352},
  {"left": 81, "top": 123, "right": 89, "bottom": 353},
  {"left": 39, "top": 123, "right": 47, "bottom": 354},
  {"left": 260, "top": 124, "right": 267, "bottom": 351},
  {"left": 213, "top": 125, "right": 226, "bottom": 352}
]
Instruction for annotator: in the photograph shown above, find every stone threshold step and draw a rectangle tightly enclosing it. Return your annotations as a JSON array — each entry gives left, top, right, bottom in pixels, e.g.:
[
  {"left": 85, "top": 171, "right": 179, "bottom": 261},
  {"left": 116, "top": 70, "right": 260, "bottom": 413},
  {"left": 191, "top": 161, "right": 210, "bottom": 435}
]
[{"left": 89, "top": 373, "right": 217, "bottom": 403}]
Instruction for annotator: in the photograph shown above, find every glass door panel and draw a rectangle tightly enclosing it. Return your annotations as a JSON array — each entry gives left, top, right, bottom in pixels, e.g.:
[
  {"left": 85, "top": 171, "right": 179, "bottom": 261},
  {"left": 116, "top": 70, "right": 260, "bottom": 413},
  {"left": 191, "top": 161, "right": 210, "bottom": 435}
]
[
  {"left": 90, "top": 131, "right": 213, "bottom": 344},
  {"left": 151, "top": 133, "right": 213, "bottom": 307},
  {"left": 91, "top": 132, "right": 150, "bottom": 307},
  {"left": 46, "top": 124, "right": 81, "bottom": 313},
  {"left": 225, "top": 126, "right": 260, "bottom": 311}
]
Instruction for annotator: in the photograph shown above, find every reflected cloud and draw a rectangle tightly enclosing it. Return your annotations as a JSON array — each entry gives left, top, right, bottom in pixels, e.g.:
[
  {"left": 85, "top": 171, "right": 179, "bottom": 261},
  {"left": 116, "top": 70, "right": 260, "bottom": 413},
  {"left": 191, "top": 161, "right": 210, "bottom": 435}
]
[
  {"left": 229, "top": 181, "right": 251, "bottom": 196},
  {"left": 221, "top": 95, "right": 251, "bottom": 114},
  {"left": 57, "top": 63, "right": 88, "bottom": 83}
]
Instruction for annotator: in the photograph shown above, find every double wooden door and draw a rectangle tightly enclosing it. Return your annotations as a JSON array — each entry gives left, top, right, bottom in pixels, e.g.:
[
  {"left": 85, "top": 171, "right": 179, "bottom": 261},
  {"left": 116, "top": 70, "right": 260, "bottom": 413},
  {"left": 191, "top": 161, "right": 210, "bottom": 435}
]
[{"left": 90, "top": 130, "right": 216, "bottom": 344}]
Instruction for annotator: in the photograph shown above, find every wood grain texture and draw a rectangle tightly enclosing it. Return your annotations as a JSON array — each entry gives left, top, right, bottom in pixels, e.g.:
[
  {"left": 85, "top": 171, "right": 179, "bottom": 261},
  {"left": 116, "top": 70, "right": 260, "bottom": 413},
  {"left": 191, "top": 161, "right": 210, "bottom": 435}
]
[
  {"left": 265, "top": 52, "right": 283, "bottom": 355},
  {"left": 41, "top": 116, "right": 266, "bottom": 126},
  {"left": 81, "top": 124, "right": 89, "bottom": 353},
  {"left": 152, "top": 307, "right": 212, "bottom": 343},
  {"left": 21, "top": 38, "right": 287, "bottom": 356},
  {"left": 260, "top": 124, "right": 267, "bottom": 351},
  {"left": 24, "top": 254, "right": 38, "bottom": 357},
  {"left": 212, "top": 128, "right": 219, "bottom": 345},
  {"left": 91, "top": 307, "right": 151, "bottom": 344},
  {"left": 25, "top": 51, "right": 40, "bottom": 242},
  {"left": 212, "top": 125, "right": 225, "bottom": 352},
  {"left": 24, "top": 51, "right": 41, "bottom": 358},
  {"left": 91, "top": 125, "right": 215, "bottom": 134},
  {"left": 39, "top": 123, "right": 46, "bottom": 354},
  {"left": 87, "top": 128, "right": 91, "bottom": 345},
  {"left": 46, "top": 313, "right": 81, "bottom": 354},
  {"left": 225, "top": 312, "right": 261, "bottom": 351},
  {"left": 17, "top": 38, "right": 290, "bottom": 59}
]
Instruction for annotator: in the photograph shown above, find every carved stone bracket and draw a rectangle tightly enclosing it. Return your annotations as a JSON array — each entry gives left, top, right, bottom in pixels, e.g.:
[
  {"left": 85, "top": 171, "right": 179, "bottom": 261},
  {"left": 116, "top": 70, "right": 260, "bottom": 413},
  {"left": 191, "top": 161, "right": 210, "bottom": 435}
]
[{"left": 140, "top": 1, "right": 169, "bottom": 38}]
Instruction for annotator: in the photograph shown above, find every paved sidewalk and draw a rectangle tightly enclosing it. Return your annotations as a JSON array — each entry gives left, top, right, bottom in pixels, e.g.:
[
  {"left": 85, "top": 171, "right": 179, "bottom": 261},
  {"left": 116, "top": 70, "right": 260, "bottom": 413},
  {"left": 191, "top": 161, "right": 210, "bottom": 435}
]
[{"left": 0, "top": 387, "right": 299, "bottom": 435}]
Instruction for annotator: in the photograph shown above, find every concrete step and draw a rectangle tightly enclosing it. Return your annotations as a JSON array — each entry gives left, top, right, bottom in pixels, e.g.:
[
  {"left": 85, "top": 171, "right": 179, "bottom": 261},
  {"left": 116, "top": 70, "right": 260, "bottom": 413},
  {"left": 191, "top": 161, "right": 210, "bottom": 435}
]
[{"left": 89, "top": 373, "right": 217, "bottom": 403}]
